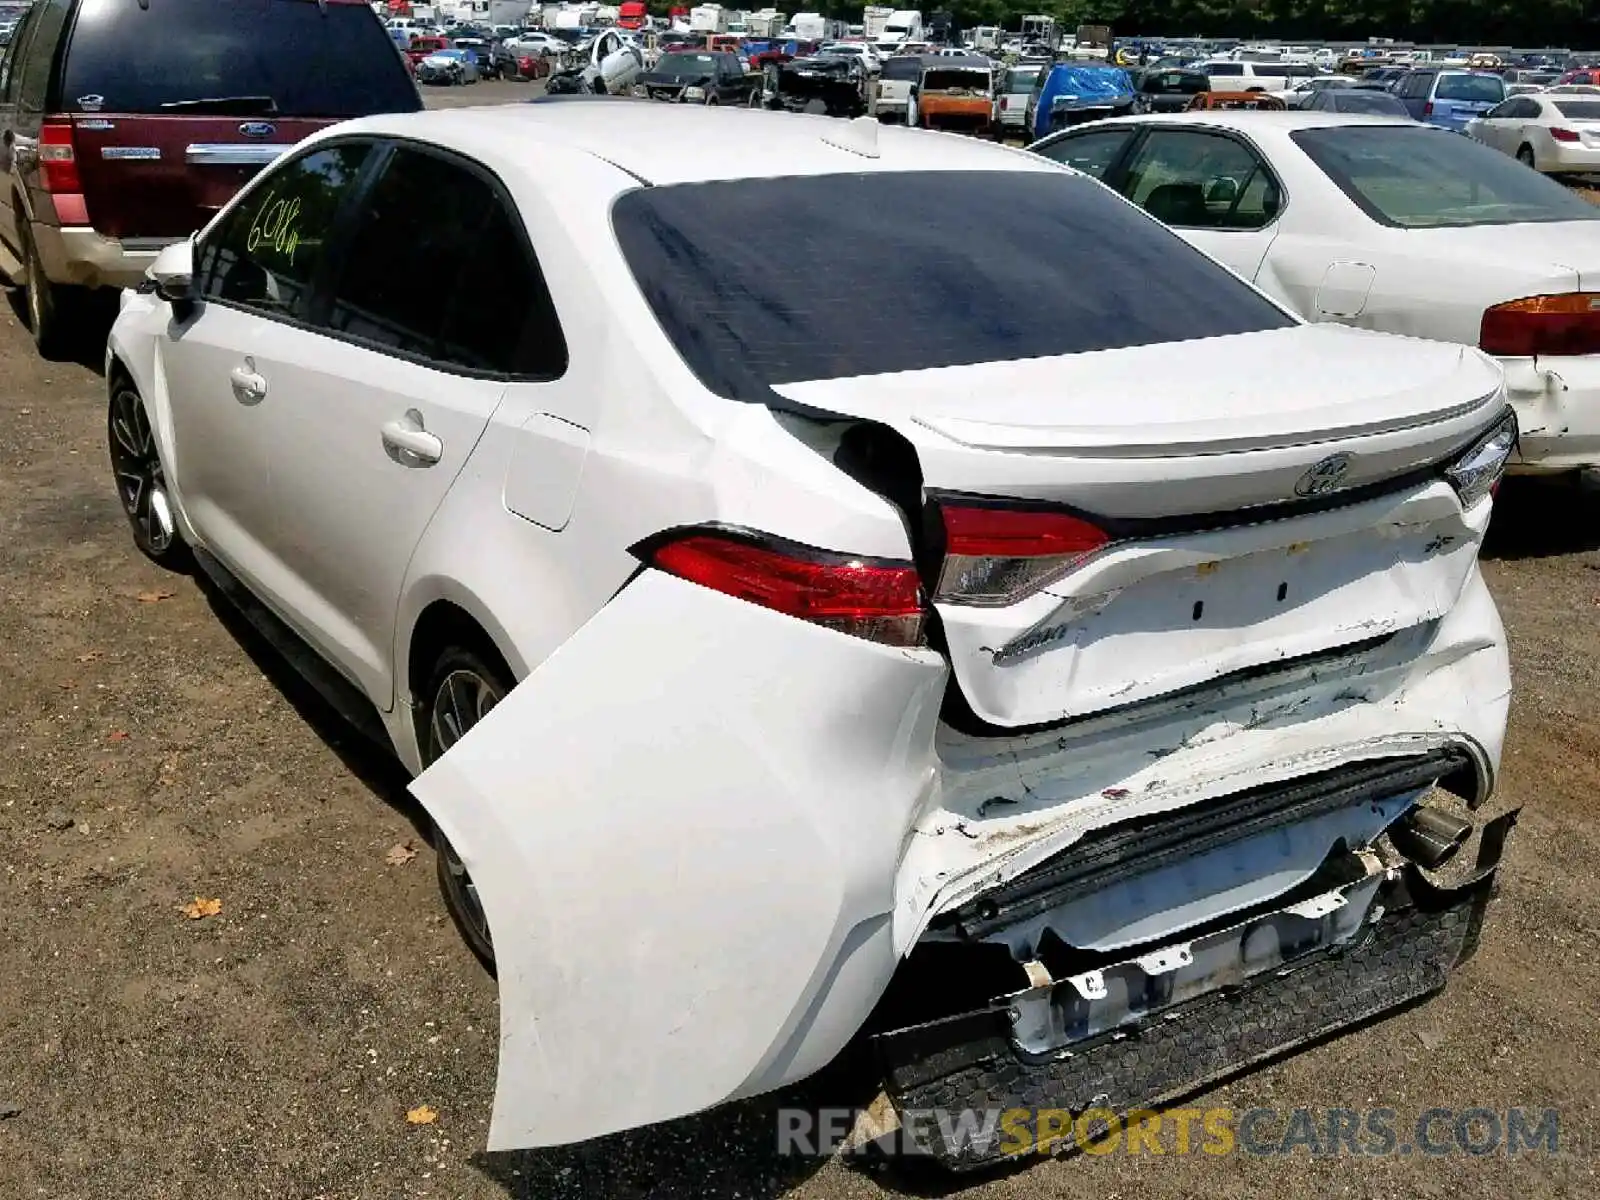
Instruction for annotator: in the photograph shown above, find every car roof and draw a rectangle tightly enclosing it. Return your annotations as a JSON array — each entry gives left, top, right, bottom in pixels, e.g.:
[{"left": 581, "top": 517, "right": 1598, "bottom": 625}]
[
  {"left": 1081, "top": 110, "right": 1419, "bottom": 135},
  {"left": 333, "top": 105, "right": 1058, "bottom": 187}
]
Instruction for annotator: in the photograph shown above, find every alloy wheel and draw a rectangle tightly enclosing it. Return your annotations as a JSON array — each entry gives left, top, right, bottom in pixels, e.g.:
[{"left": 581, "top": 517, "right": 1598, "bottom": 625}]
[
  {"left": 108, "top": 384, "right": 175, "bottom": 555},
  {"left": 427, "top": 667, "right": 504, "bottom": 956}
]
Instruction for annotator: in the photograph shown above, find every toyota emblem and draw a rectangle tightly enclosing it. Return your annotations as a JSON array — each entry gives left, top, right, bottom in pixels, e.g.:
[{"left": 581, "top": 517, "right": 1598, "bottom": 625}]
[{"left": 1294, "top": 453, "right": 1353, "bottom": 498}]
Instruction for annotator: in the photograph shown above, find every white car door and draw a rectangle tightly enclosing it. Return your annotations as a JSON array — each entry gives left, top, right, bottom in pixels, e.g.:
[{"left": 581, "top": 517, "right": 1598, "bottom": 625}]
[
  {"left": 245, "top": 143, "right": 567, "bottom": 707},
  {"left": 161, "top": 141, "right": 376, "bottom": 593},
  {"left": 1113, "top": 126, "right": 1282, "bottom": 282},
  {"left": 1479, "top": 97, "right": 1530, "bottom": 155}
]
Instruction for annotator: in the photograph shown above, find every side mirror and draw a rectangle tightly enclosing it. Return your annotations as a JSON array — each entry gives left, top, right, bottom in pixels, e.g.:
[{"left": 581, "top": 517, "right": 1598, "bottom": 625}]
[{"left": 145, "top": 237, "right": 196, "bottom": 313}]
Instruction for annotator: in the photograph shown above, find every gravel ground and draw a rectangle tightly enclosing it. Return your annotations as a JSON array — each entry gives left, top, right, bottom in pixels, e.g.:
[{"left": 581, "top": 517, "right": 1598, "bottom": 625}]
[{"left": 1, "top": 89, "right": 1598, "bottom": 1200}]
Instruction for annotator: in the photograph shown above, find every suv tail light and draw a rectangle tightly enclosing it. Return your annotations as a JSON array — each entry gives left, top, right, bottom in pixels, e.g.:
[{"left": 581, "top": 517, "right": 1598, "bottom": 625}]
[
  {"left": 644, "top": 529, "right": 926, "bottom": 647},
  {"left": 936, "top": 503, "right": 1112, "bottom": 607},
  {"left": 1423, "top": 101, "right": 1433, "bottom": 117},
  {"left": 1480, "top": 293, "right": 1600, "bottom": 357},
  {"left": 39, "top": 120, "right": 82, "bottom": 194},
  {"left": 1445, "top": 410, "right": 1518, "bottom": 510},
  {"left": 1550, "top": 127, "right": 1580, "bottom": 142}
]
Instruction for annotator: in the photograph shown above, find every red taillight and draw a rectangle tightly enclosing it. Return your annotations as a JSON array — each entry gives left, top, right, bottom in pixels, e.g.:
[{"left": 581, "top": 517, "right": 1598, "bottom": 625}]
[
  {"left": 1423, "top": 101, "right": 1433, "bottom": 117},
  {"left": 1550, "top": 127, "right": 1581, "bottom": 142},
  {"left": 649, "top": 532, "right": 926, "bottom": 647},
  {"left": 936, "top": 503, "right": 1112, "bottom": 606},
  {"left": 999, "top": 96, "right": 1009, "bottom": 110},
  {"left": 39, "top": 119, "right": 81, "bottom": 193},
  {"left": 1480, "top": 293, "right": 1600, "bottom": 357}
]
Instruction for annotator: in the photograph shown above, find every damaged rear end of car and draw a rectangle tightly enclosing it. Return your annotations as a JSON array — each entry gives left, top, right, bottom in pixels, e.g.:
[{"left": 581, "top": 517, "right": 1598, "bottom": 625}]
[{"left": 408, "top": 159, "right": 1518, "bottom": 1163}]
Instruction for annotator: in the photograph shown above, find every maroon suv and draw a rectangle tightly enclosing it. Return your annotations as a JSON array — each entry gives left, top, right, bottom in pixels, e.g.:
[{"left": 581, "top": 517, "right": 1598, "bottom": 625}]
[{"left": 0, "top": 0, "right": 420, "bottom": 357}]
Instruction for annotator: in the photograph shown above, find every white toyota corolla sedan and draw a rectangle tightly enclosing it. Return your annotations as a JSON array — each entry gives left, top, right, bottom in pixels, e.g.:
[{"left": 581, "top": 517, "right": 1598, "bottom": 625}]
[
  {"left": 107, "top": 103, "right": 1518, "bottom": 1165},
  {"left": 1030, "top": 110, "right": 1600, "bottom": 479}
]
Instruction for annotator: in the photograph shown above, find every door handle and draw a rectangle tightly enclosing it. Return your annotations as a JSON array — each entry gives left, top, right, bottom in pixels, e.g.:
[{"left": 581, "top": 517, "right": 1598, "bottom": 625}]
[
  {"left": 229, "top": 365, "right": 267, "bottom": 404},
  {"left": 381, "top": 413, "right": 442, "bottom": 466}
]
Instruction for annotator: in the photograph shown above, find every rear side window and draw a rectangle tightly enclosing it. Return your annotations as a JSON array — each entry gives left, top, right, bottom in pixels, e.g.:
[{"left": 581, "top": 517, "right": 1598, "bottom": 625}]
[
  {"left": 57, "top": 0, "right": 420, "bottom": 117},
  {"left": 1554, "top": 101, "right": 1600, "bottom": 119},
  {"left": 15, "top": 0, "right": 68, "bottom": 110},
  {"left": 197, "top": 142, "right": 372, "bottom": 318},
  {"left": 321, "top": 147, "right": 566, "bottom": 377},
  {"left": 1206, "top": 63, "right": 1243, "bottom": 76},
  {"left": 612, "top": 170, "right": 1294, "bottom": 399}
]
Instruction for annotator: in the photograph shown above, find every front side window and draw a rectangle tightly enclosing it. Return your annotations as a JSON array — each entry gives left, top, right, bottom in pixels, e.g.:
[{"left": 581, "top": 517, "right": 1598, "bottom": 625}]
[
  {"left": 321, "top": 147, "right": 566, "bottom": 377},
  {"left": 1292, "top": 125, "right": 1600, "bottom": 229},
  {"left": 1120, "top": 129, "right": 1280, "bottom": 230},
  {"left": 197, "top": 141, "right": 372, "bottom": 318}
]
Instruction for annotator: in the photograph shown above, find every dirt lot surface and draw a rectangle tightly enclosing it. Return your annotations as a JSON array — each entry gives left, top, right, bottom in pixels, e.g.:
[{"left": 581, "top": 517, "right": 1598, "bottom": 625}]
[{"left": 2, "top": 93, "right": 1599, "bottom": 1200}]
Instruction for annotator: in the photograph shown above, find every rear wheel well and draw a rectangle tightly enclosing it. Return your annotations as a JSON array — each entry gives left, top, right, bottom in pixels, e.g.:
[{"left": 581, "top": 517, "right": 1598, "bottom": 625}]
[{"left": 407, "top": 601, "right": 514, "bottom": 744}]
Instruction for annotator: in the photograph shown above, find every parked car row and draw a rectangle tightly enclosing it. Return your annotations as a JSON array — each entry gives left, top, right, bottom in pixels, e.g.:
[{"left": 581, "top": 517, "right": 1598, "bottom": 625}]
[{"left": 1028, "top": 110, "right": 1600, "bottom": 476}]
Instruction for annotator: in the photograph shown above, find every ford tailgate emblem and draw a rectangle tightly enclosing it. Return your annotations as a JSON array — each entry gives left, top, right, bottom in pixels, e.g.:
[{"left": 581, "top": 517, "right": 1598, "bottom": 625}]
[
  {"left": 239, "top": 121, "right": 277, "bottom": 139},
  {"left": 1294, "top": 453, "right": 1353, "bottom": 498}
]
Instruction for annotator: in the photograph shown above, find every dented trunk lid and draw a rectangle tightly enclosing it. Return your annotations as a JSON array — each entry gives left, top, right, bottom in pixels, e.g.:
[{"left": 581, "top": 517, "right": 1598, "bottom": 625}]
[{"left": 774, "top": 324, "right": 1505, "bottom": 727}]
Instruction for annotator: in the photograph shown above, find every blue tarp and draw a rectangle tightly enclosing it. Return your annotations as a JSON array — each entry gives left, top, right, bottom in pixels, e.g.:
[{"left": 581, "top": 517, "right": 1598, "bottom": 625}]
[{"left": 1032, "top": 64, "right": 1135, "bottom": 140}]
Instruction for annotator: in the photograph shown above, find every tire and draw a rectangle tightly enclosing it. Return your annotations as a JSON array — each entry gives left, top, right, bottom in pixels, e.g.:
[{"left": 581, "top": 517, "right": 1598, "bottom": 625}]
[
  {"left": 1517, "top": 144, "right": 1536, "bottom": 169},
  {"left": 421, "top": 643, "right": 512, "bottom": 970},
  {"left": 107, "top": 375, "right": 189, "bottom": 569},
  {"left": 20, "top": 222, "right": 71, "bottom": 361}
]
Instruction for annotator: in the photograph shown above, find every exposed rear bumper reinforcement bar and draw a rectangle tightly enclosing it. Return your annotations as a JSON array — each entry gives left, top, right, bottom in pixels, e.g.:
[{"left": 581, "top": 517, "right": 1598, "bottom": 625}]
[{"left": 876, "top": 807, "right": 1519, "bottom": 1170}]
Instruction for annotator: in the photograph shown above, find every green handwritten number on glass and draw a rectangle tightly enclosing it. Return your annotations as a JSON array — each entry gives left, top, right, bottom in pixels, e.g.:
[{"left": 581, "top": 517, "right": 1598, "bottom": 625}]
[{"left": 246, "top": 187, "right": 304, "bottom": 267}]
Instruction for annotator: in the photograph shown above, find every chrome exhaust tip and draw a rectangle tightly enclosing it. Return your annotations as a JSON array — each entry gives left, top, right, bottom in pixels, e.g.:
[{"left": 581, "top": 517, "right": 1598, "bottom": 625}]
[{"left": 1389, "top": 804, "right": 1473, "bottom": 870}]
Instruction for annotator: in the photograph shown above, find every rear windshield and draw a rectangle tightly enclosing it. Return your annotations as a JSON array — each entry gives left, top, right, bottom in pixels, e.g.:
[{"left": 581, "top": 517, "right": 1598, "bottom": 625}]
[
  {"left": 1333, "top": 91, "right": 1407, "bottom": 115},
  {"left": 58, "top": 0, "right": 420, "bottom": 117},
  {"left": 656, "top": 53, "right": 718, "bottom": 71},
  {"left": 882, "top": 57, "right": 924, "bottom": 80},
  {"left": 1002, "top": 68, "right": 1040, "bottom": 92},
  {"left": 1435, "top": 73, "right": 1504, "bottom": 102},
  {"left": 1554, "top": 101, "right": 1600, "bottom": 119},
  {"left": 611, "top": 171, "right": 1295, "bottom": 399},
  {"left": 922, "top": 68, "right": 989, "bottom": 89},
  {"left": 1291, "top": 125, "right": 1600, "bottom": 228}
]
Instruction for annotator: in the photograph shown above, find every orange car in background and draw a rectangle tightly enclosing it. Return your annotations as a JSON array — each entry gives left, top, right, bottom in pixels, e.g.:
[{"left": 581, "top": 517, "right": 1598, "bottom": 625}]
[{"left": 914, "top": 57, "right": 995, "bottom": 134}]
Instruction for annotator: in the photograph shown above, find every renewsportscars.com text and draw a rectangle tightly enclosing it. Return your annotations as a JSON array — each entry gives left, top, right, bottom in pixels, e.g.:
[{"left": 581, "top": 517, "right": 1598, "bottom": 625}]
[{"left": 778, "top": 1105, "right": 1562, "bottom": 1158}]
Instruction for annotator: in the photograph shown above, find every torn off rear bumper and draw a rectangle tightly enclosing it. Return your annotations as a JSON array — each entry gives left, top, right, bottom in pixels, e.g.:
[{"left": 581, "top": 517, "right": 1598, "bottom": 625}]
[{"left": 875, "top": 808, "right": 1519, "bottom": 1170}]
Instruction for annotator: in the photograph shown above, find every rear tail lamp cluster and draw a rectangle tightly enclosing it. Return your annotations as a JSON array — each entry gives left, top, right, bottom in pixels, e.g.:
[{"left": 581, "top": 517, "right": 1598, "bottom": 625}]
[
  {"left": 645, "top": 531, "right": 926, "bottom": 647},
  {"left": 1549, "top": 127, "right": 1581, "bottom": 143},
  {"left": 1444, "top": 410, "right": 1518, "bottom": 510},
  {"left": 1480, "top": 292, "right": 1600, "bottom": 358},
  {"left": 935, "top": 504, "right": 1111, "bottom": 607},
  {"left": 39, "top": 120, "right": 82, "bottom": 194}
]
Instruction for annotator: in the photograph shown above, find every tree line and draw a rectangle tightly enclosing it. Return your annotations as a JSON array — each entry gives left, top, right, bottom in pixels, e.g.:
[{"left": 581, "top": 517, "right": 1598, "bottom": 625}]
[{"left": 768, "top": 0, "right": 1596, "bottom": 49}]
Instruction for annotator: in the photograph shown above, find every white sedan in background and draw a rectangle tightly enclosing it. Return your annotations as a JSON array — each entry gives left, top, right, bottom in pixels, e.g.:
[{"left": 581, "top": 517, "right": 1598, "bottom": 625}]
[
  {"left": 105, "top": 104, "right": 1515, "bottom": 1163},
  {"left": 1031, "top": 111, "right": 1600, "bottom": 477},
  {"left": 1467, "top": 92, "right": 1600, "bottom": 175}
]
